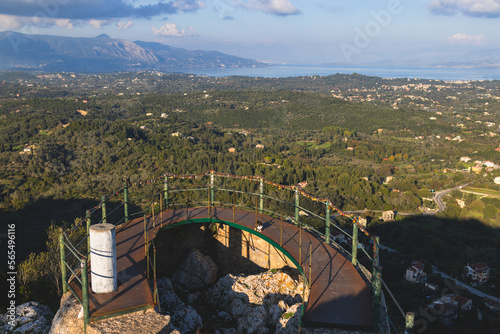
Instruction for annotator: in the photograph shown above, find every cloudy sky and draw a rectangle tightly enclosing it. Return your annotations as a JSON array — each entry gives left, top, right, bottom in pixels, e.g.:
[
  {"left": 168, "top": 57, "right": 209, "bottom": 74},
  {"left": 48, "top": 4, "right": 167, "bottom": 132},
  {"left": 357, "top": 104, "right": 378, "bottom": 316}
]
[{"left": 1, "top": 0, "right": 499, "bottom": 65}]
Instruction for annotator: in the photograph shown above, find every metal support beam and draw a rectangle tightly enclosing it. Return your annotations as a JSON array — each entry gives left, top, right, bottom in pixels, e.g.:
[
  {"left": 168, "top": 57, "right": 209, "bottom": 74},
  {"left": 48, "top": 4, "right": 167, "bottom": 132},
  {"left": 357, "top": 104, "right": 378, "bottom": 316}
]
[{"left": 59, "top": 230, "right": 67, "bottom": 295}]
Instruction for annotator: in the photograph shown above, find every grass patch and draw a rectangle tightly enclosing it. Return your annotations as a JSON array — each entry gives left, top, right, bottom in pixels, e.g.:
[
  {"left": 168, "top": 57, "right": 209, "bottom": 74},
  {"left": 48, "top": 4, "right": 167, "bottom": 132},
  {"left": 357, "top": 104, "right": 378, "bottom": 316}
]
[
  {"left": 462, "top": 187, "right": 500, "bottom": 197},
  {"left": 296, "top": 141, "right": 331, "bottom": 150}
]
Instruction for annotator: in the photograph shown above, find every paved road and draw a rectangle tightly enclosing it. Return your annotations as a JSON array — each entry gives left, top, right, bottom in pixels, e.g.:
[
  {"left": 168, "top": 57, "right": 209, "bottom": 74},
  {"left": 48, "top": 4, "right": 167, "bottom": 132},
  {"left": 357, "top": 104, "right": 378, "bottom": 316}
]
[{"left": 432, "top": 183, "right": 470, "bottom": 213}]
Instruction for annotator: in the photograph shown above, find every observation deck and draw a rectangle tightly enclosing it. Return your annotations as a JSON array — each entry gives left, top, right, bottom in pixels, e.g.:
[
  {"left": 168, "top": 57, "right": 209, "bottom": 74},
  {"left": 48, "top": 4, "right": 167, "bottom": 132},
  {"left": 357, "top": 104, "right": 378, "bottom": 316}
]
[{"left": 61, "top": 171, "right": 395, "bottom": 333}]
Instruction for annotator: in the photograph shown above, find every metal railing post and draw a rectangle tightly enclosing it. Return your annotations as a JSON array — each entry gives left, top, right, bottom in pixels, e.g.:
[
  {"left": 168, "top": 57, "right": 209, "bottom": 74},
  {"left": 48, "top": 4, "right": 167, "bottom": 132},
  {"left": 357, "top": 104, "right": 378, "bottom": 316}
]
[
  {"left": 145, "top": 216, "right": 150, "bottom": 280},
  {"left": 152, "top": 203, "right": 156, "bottom": 231},
  {"left": 295, "top": 187, "right": 299, "bottom": 226},
  {"left": 232, "top": 190, "right": 235, "bottom": 223},
  {"left": 259, "top": 178, "right": 264, "bottom": 214},
  {"left": 208, "top": 188, "right": 211, "bottom": 221},
  {"left": 372, "top": 265, "right": 382, "bottom": 331},
  {"left": 124, "top": 183, "right": 129, "bottom": 222},
  {"left": 255, "top": 196, "right": 258, "bottom": 228},
  {"left": 309, "top": 242, "right": 312, "bottom": 286},
  {"left": 405, "top": 312, "right": 415, "bottom": 334},
  {"left": 373, "top": 236, "right": 380, "bottom": 268},
  {"left": 325, "top": 202, "right": 330, "bottom": 243},
  {"left": 299, "top": 223, "right": 302, "bottom": 266},
  {"left": 160, "top": 193, "right": 163, "bottom": 227},
  {"left": 144, "top": 215, "right": 147, "bottom": 256},
  {"left": 352, "top": 222, "right": 359, "bottom": 266},
  {"left": 101, "top": 196, "right": 107, "bottom": 224},
  {"left": 86, "top": 211, "right": 91, "bottom": 255},
  {"left": 280, "top": 211, "right": 283, "bottom": 247},
  {"left": 164, "top": 177, "right": 169, "bottom": 209},
  {"left": 81, "top": 258, "right": 89, "bottom": 330},
  {"left": 153, "top": 245, "right": 157, "bottom": 304},
  {"left": 59, "top": 230, "right": 68, "bottom": 295},
  {"left": 210, "top": 171, "right": 215, "bottom": 205},
  {"left": 185, "top": 187, "right": 189, "bottom": 222}
]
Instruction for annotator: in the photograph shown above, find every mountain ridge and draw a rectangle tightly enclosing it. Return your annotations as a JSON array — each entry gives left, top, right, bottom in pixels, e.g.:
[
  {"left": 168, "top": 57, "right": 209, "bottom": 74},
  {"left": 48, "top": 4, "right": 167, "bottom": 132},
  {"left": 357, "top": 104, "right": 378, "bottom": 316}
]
[{"left": 0, "top": 31, "right": 265, "bottom": 72}]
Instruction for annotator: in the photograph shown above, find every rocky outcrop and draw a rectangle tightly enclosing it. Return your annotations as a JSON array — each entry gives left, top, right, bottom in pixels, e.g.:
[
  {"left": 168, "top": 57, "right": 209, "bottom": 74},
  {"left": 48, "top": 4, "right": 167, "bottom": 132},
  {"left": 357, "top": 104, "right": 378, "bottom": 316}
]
[
  {"left": 157, "top": 277, "right": 203, "bottom": 333},
  {"left": 47, "top": 248, "right": 306, "bottom": 334},
  {"left": 0, "top": 301, "right": 53, "bottom": 334},
  {"left": 50, "top": 293, "right": 171, "bottom": 334},
  {"left": 172, "top": 249, "right": 218, "bottom": 292},
  {"left": 50, "top": 293, "right": 85, "bottom": 334},
  {"left": 206, "top": 271, "right": 306, "bottom": 334}
]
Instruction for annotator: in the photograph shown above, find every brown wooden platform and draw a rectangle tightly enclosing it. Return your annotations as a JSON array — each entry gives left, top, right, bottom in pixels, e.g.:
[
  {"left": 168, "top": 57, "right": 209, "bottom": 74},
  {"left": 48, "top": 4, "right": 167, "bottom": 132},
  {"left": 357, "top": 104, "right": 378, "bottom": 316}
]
[{"left": 71, "top": 206, "right": 372, "bottom": 329}]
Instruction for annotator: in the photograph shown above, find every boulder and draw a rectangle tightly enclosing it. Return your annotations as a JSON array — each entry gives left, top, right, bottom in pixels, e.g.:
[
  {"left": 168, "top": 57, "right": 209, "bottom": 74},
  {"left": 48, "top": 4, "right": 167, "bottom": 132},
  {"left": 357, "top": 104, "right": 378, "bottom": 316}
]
[
  {"left": 157, "top": 277, "right": 203, "bottom": 333},
  {"left": 171, "top": 307, "right": 203, "bottom": 333},
  {"left": 236, "top": 305, "right": 269, "bottom": 334},
  {"left": 0, "top": 301, "right": 53, "bottom": 334},
  {"left": 206, "top": 271, "right": 305, "bottom": 334},
  {"left": 172, "top": 249, "right": 218, "bottom": 291},
  {"left": 275, "top": 303, "right": 301, "bottom": 334},
  {"left": 50, "top": 292, "right": 170, "bottom": 334}
]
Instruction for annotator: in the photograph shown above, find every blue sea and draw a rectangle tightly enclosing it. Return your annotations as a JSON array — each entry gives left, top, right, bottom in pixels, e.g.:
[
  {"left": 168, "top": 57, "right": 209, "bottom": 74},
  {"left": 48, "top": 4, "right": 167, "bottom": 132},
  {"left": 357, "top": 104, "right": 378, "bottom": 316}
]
[{"left": 181, "top": 64, "right": 500, "bottom": 81}]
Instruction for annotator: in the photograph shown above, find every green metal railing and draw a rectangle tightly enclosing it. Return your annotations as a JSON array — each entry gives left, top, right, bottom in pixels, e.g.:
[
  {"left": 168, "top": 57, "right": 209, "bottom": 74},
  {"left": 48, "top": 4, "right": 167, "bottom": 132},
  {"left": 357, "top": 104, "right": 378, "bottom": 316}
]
[{"left": 59, "top": 170, "right": 413, "bottom": 334}]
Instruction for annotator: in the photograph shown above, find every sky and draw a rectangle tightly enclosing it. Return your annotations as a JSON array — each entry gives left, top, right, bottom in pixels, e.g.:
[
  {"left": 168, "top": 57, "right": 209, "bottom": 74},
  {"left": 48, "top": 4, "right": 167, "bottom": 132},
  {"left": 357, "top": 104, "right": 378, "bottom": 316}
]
[{"left": 1, "top": 0, "right": 500, "bottom": 66}]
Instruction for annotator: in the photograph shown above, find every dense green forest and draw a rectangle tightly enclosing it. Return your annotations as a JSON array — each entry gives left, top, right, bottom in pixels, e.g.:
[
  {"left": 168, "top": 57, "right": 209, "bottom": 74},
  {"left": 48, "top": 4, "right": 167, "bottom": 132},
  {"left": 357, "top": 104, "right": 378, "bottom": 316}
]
[{"left": 1, "top": 72, "right": 499, "bottom": 333}]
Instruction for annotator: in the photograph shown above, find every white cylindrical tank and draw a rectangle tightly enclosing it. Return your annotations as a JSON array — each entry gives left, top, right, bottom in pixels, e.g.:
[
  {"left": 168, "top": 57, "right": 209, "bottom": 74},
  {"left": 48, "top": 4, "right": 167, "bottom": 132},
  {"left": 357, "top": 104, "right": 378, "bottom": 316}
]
[{"left": 89, "top": 223, "right": 117, "bottom": 293}]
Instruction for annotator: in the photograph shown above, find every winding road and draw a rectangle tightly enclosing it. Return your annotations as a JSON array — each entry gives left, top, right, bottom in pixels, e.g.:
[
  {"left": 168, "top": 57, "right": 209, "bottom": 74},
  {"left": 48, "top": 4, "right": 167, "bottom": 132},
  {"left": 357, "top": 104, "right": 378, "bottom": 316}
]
[{"left": 432, "top": 183, "right": 469, "bottom": 213}]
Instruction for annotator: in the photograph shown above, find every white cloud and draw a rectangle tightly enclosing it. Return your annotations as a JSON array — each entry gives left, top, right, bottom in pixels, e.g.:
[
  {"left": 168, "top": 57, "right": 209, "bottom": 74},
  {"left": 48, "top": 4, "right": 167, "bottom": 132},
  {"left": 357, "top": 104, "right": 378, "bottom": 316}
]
[
  {"left": 0, "top": 0, "right": 206, "bottom": 20},
  {"left": 236, "top": 0, "right": 300, "bottom": 16},
  {"left": 429, "top": 0, "right": 500, "bottom": 17},
  {"left": 88, "top": 19, "right": 110, "bottom": 29},
  {"left": 117, "top": 20, "right": 133, "bottom": 30},
  {"left": 54, "top": 19, "right": 75, "bottom": 29},
  {"left": 448, "top": 32, "right": 487, "bottom": 45},
  {"left": 152, "top": 22, "right": 196, "bottom": 37},
  {"left": 0, "top": 14, "right": 24, "bottom": 30},
  {"left": 172, "top": 0, "right": 205, "bottom": 11},
  {"left": 0, "top": 14, "right": 77, "bottom": 30}
]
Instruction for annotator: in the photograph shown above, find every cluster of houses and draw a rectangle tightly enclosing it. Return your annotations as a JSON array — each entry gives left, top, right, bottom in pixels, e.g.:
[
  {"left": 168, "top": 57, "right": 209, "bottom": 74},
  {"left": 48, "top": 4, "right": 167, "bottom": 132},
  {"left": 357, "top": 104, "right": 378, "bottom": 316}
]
[
  {"left": 460, "top": 157, "right": 500, "bottom": 173},
  {"left": 405, "top": 260, "right": 497, "bottom": 323},
  {"left": 405, "top": 261, "right": 491, "bottom": 286}
]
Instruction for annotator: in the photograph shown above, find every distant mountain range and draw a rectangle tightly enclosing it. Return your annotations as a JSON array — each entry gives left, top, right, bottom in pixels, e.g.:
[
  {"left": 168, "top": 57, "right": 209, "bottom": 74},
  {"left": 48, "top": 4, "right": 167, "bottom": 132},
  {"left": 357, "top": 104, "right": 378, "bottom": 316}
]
[{"left": 0, "top": 31, "right": 265, "bottom": 72}]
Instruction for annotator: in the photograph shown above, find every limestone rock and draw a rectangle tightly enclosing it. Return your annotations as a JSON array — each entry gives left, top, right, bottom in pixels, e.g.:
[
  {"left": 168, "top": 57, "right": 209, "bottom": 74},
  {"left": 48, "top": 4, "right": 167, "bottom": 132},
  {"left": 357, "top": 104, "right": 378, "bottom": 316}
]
[
  {"left": 276, "top": 303, "right": 301, "bottom": 334},
  {"left": 172, "top": 249, "right": 218, "bottom": 291},
  {"left": 171, "top": 307, "right": 203, "bottom": 333},
  {"left": 206, "top": 271, "right": 305, "bottom": 334},
  {"left": 88, "top": 308, "right": 171, "bottom": 334},
  {"left": 0, "top": 301, "right": 53, "bottom": 334},
  {"left": 50, "top": 292, "right": 85, "bottom": 334},
  {"left": 218, "top": 329, "right": 237, "bottom": 334},
  {"left": 236, "top": 305, "right": 269, "bottom": 334},
  {"left": 50, "top": 292, "right": 170, "bottom": 334},
  {"left": 157, "top": 277, "right": 203, "bottom": 333}
]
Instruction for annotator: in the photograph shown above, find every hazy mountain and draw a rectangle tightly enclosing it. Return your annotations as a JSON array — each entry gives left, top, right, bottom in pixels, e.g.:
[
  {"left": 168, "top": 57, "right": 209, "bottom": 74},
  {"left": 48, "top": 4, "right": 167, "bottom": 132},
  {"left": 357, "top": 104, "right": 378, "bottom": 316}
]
[{"left": 0, "top": 31, "right": 265, "bottom": 72}]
